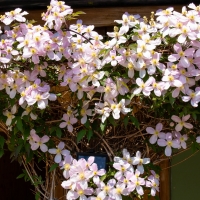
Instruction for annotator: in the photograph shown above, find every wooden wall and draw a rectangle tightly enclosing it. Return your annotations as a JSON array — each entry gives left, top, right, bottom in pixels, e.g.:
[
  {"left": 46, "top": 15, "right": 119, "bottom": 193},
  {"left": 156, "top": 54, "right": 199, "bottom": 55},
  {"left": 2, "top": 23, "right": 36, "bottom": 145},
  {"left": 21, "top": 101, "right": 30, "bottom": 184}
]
[{"left": 0, "top": 5, "right": 184, "bottom": 27}]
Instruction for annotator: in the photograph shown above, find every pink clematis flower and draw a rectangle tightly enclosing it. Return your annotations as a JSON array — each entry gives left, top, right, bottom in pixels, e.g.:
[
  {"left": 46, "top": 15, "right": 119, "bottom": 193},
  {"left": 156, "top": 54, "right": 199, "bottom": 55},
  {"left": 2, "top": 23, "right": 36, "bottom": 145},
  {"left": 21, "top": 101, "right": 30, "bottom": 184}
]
[
  {"left": 146, "top": 123, "right": 165, "bottom": 144},
  {"left": 98, "top": 179, "right": 116, "bottom": 199},
  {"left": 113, "top": 162, "right": 130, "bottom": 180},
  {"left": 171, "top": 114, "right": 193, "bottom": 131},
  {"left": 31, "top": 133, "right": 49, "bottom": 153},
  {"left": 133, "top": 77, "right": 153, "bottom": 96},
  {"left": 70, "top": 158, "right": 94, "bottom": 184},
  {"left": 168, "top": 43, "right": 195, "bottom": 68},
  {"left": 61, "top": 179, "right": 76, "bottom": 191},
  {"left": 80, "top": 101, "right": 93, "bottom": 124},
  {"left": 89, "top": 163, "right": 106, "bottom": 184},
  {"left": 146, "top": 178, "right": 159, "bottom": 196},
  {"left": 48, "top": 142, "right": 70, "bottom": 163},
  {"left": 60, "top": 154, "right": 73, "bottom": 179},
  {"left": 67, "top": 182, "right": 93, "bottom": 200},
  {"left": 174, "top": 132, "right": 188, "bottom": 149},
  {"left": 114, "top": 12, "right": 140, "bottom": 33},
  {"left": 132, "top": 151, "right": 150, "bottom": 174},
  {"left": 107, "top": 28, "right": 127, "bottom": 46},
  {"left": 95, "top": 102, "right": 111, "bottom": 123},
  {"left": 1, "top": 8, "right": 28, "bottom": 25},
  {"left": 27, "top": 129, "right": 37, "bottom": 145},
  {"left": 103, "top": 50, "right": 121, "bottom": 67},
  {"left": 196, "top": 136, "right": 200, "bottom": 143},
  {"left": 182, "top": 88, "right": 200, "bottom": 107},
  {"left": 59, "top": 114, "right": 77, "bottom": 132},
  {"left": 149, "top": 170, "right": 160, "bottom": 181},
  {"left": 157, "top": 133, "right": 180, "bottom": 156},
  {"left": 3, "top": 105, "right": 17, "bottom": 126},
  {"left": 121, "top": 171, "right": 135, "bottom": 188},
  {"left": 162, "top": 69, "right": 183, "bottom": 89},
  {"left": 130, "top": 169, "right": 145, "bottom": 196},
  {"left": 26, "top": 90, "right": 50, "bottom": 109},
  {"left": 121, "top": 148, "right": 134, "bottom": 166},
  {"left": 111, "top": 182, "right": 129, "bottom": 200}
]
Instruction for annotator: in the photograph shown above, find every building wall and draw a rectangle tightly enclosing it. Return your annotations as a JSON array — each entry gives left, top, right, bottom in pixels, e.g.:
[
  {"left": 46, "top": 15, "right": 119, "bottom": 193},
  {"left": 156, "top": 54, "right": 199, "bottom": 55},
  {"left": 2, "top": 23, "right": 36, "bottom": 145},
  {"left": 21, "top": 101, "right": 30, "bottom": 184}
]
[{"left": 171, "top": 148, "right": 200, "bottom": 200}]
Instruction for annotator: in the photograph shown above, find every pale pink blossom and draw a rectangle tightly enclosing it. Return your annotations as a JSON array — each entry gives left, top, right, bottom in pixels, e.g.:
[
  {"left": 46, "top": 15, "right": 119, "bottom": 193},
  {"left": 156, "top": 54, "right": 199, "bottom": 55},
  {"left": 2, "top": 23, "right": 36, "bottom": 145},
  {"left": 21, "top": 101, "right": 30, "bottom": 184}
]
[
  {"left": 182, "top": 88, "right": 200, "bottom": 107},
  {"left": 157, "top": 133, "right": 180, "bottom": 156},
  {"left": 60, "top": 154, "right": 73, "bottom": 179},
  {"left": 3, "top": 105, "right": 17, "bottom": 126},
  {"left": 133, "top": 77, "right": 153, "bottom": 96},
  {"left": 1, "top": 8, "right": 28, "bottom": 25},
  {"left": 168, "top": 44, "right": 194, "bottom": 68},
  {"left": 28, "top": 129, "right": 37, "bottom": 145},
  {"left": 98, "top": 179, "right": 116, "bottom": 199},
  {"left": 171, "top": 114, "right": 193, "bottom": 131},
  {"left": 174, "top": 132, "right": 188, "bottom": 149},
  {"left": 111, "top": 183, "right": 129, "bottom": 200},
  {"left": 59, "top": 114, "right": 77, "bottom": 132},
  {"left": 132, "top": 151, "right": 150, "bottom": 174},
  {"left": 196, "top": 136, "right": 200, "bottom": 143},
  {"left": 67, "top": 182, "right": 93, "bottom": 200},
  {"left": 113, "top": 162, "right": 130, "bottom": 179},
  {"left": 80, "top": 101, "right": 93, "bottom": 124},
  {"left": 146, "top": 123, "right": 165, "bottom": 144},
  {"left": 130, "top": 169, "right": 145, "bottom": 195},
  {"left": 48, "top": 142, "right": 70, "bottom": 163},
  {"left": 146, "top": 178, "right": 159, "bottom": 196},
  {"left": 31, "top": 134, "right": 49, "bottom": 152},
  {"left": 89, "top": 163, "right": 106, "bottom": 184}
]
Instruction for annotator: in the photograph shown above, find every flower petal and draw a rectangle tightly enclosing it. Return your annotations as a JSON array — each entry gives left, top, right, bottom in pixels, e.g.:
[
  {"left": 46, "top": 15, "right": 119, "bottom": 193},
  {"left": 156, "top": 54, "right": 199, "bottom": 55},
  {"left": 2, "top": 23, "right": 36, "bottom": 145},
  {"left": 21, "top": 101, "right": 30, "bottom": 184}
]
[
  {"left": 165, "top": 146, "right": 172, "bottom": 156},
  {"left": 40, "top": 144, "right": 48, "bottom": 152},
  {"left": 54, "top": 154, "right": 62, "bottom": 163}
]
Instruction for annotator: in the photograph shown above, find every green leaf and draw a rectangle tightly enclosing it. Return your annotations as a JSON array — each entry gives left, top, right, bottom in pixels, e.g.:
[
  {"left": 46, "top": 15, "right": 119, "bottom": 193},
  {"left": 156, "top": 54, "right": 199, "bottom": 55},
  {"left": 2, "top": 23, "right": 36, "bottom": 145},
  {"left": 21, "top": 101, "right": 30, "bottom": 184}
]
[
  {"left": 35, "top": 192, "right": 40, "bottom": 200},
  {"left": 100, "top": 174, "right": 107, "bottom": 181},
  {"left": 108, "top": 116, "right": 116, "bottom": 126},
  {"left": 23, "top": 128, "right": 30, "bottom": 142},
  {"left": 169, "top": 94, "right": 175, "bottom": 106},
  {"left": 55, "top": 127, "right": 62, "bottom": 138},
  {"left": 14, "top": 125, "right": 19, "bottom": 135},
  {"left": 49, "top": 163, "right": 59, "bottom": 172},
  {"left": 155, "top": 195, "right": 160, "bottom": 200},
  {"left": 84, "top": 120, "right": 90, "bottom": 129},
  {"left": 16, "top": 173, "right": 25, "bottom": 179},
  {"left": 26, "top": 150, "right": 33, "bottom": 162},
  {"left": 14, "top": 144, "right": 23, "bottom": 157},
  {"left": 100, "top": 122, "right": 107, "bottom": 132},
  {"left": 50, "top": 126, "right": 56, "bottom": 134},
  {"left": 35, "top": 126, "right": 44, "bottom": 133},
  {"left": 25, "top": 143, "right": 30, "bottom": 155},
  {"left": 192, "top": 112, "right": 197, "bottom": 121},
  {"left": 123, "top": 116, "right": 129, "bottom": 128},
  {"left": 0, "top": 149, "right": 4, "bottom": 158},
  {"left": 191, "top": 142, "right": 200, "bottom": 152},
  {"left": 16, "top": 117, "right": 24, "bottom": 133},
  {"left": 74, "top": 11, "right": 86, "bottom": 15},
  {"left": 130, "top": 116, "right": 140, "bottom": 129},
  {"left": 77, "top": 129, "right": 86, "bottom": 142},
  {"left": 0, "top": 135, "right": 5, "bottom": 148},
  {"left": 50, "top": 126, "right": 62, "bottom": 138},
  {"left": 87, "top": 130, "right": 93, "bottom": 141}
]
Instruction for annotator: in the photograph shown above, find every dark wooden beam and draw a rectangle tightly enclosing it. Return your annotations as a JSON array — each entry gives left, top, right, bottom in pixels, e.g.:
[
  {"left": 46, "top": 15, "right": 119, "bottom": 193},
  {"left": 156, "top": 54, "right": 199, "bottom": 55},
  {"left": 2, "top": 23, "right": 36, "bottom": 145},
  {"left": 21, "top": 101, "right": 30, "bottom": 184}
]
[
  {"left": 0, "top": 4, "right": 183, "bottom": 27},
  {"left": 159, "top": 159, "right": 170, "bottom": 200}
]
